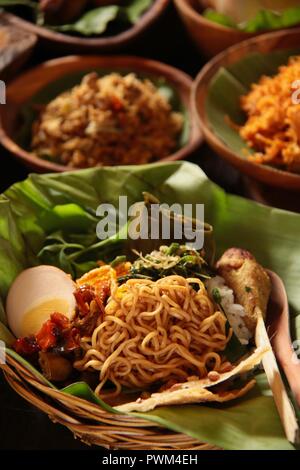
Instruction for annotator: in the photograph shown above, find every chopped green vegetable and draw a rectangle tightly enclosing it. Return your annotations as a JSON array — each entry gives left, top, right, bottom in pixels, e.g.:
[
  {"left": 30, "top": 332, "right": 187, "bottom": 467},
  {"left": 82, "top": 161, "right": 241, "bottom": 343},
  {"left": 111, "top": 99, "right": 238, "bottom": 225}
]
[
  {"left": 118, "top": 245, "right": 212, "bottom": 284},
  {"left": 203, "top": 9, "right": 237, "bottom": 29},
  {"left": 212, "top": 287, "right": 222, "bottom": 305},
  {"left": 166, "top": 243, "right": 180, "bottom": 256},
  {"left": 282, "top": 7, "right": 300, "bottom": 27},
  {"left": 203, "top": 6, "right": 300, "bottom": 33},
  {"left": 245, "top": 286, "right": 252, "bottom": 293},
  {"left": 243, "top": 10, "right": 282, "bottom": 33},
  {"left": 123, "top": 0, "right": 153, "bottom": 24},
  {"left": 111, "top": 255, "right": 127, "bottom": 268}
]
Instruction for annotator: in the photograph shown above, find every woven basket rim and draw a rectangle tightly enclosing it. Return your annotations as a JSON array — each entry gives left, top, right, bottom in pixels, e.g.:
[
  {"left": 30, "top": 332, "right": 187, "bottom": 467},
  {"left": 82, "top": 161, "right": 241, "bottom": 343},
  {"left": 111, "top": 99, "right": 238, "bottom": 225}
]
[{"left": 1, "top": 353, "right": 218, "bottom": 450}]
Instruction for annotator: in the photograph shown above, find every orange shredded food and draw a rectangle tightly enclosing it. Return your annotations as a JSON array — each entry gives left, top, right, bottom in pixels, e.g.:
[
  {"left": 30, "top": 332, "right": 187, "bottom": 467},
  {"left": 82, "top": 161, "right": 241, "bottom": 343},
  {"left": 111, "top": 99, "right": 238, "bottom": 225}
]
[{"left": 240, "top": 57, "right": 300, "bottom": 173}]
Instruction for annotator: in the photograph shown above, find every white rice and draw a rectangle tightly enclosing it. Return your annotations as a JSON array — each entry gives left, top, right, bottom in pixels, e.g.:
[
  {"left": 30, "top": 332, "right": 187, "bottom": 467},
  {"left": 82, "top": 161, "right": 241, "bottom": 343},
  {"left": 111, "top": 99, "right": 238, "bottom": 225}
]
[{"left": 205, "top": 276, "right": 252, "bottom": 345}]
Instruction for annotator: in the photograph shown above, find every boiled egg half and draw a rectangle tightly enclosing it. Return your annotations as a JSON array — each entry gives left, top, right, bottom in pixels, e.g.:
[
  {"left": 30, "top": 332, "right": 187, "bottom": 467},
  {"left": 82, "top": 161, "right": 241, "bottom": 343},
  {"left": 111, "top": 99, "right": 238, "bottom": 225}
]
[{"left": 6, "top": 266, "right": 77, "bottom": 338}]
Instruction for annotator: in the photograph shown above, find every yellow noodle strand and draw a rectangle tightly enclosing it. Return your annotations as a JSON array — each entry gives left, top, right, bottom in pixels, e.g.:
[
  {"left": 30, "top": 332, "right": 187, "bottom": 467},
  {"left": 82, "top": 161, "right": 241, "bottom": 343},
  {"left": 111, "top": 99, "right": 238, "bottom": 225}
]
[{"left": 75, "top": 275, "right": 231, "bottom": 397}]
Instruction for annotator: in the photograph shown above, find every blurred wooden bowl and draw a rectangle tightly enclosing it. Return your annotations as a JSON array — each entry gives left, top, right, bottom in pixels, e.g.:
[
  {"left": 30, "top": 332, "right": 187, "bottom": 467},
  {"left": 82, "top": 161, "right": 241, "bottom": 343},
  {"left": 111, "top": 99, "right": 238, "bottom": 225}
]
[
  {"left": 244, "top": 178, "right": 300, "bottom": 213},
  {"left": 174, "top": 0, "right": 256, "bottom": 57},
  {"left": 6, "top": 0, "right": 170, "bottom": 54},
  {"left": 0, "top": 13, "right": 37, "bottom": 81},
  {"left": 0, "top": 55, "right": 202, "bottom": 173},
  {"left": 193, "top": 28, "right": 300, "bottom": 191}
]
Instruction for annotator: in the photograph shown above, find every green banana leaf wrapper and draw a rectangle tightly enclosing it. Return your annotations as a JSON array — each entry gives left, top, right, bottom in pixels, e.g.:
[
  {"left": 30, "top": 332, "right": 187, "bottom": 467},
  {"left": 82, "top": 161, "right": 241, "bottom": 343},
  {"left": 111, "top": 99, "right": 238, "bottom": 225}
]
[
  {"left": 206, "top": 47, "right": 300, "bottom": 167},
  {"left": 0, "top": 161, "right": 299, "bottom": 451}
]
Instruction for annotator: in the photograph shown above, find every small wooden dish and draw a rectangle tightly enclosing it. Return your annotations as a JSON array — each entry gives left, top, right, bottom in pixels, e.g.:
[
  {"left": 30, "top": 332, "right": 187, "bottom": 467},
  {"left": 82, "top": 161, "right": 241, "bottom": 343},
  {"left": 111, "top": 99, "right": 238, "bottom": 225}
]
[
  {"left": 174, "top": 0, "right": 256, "bottom": 57},
  {"left": 0, "top": 13, "right": 37, "bottom": 81},
  {"left": 193, "top": 28, "right": 300, "bottom": 191},
  {"left": 6, "top": 0, "right": 170, "bottom": 53},
  {"left": 244, "top": 178, "right": 300, "bottom": 213},
  {"left": 0, "top": 55, "right": 202, "bottom": 173}
]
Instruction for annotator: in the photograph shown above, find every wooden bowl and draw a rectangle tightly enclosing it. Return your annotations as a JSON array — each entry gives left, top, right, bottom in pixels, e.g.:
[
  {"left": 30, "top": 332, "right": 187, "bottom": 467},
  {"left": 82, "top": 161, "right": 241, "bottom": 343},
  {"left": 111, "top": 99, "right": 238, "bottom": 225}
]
[
  {"left": 193, "top": 28, "right": 300, "bottom": 191},
  {"left": 0, "top": 55, "right": 202, "bottom": 173},
  {"left": 6, "top": 1, "right": 170, "bottom": 54},
  {"left": 174, "top": 0, "right": 256, "bottom": 57},
  {"left": 0, "top": 13, "right": 37, "bottom": 81},
  {"left": 244, "top": 178, "right": 300, "bottom": 213}
]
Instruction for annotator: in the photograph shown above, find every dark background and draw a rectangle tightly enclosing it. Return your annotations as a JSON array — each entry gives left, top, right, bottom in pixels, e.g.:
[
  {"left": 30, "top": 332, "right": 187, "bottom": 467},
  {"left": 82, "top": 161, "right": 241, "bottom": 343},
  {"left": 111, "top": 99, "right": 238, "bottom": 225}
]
[{"left": 0, "top": 2, "right": 251, "bottom": 451}]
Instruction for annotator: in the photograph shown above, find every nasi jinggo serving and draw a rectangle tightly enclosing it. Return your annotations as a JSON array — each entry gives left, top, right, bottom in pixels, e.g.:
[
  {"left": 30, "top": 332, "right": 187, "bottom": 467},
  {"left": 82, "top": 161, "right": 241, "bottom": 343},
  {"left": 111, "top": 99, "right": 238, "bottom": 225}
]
[{"left": 6, "top": 244, "right": 271, "bottom": 412}]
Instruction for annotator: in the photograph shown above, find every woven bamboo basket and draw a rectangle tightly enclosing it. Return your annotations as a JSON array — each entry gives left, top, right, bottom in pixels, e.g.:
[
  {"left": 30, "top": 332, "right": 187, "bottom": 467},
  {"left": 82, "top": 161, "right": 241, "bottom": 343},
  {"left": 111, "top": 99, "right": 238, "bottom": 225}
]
[{"left": 1, "top": 353, "right": 217, "bottom": 450}]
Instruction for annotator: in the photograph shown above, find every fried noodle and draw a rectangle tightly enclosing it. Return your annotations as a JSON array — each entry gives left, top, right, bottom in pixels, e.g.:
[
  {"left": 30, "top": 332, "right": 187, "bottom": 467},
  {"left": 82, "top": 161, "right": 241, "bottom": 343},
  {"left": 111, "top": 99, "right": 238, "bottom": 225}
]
[{"left": 75, "top": 275, "right": 232, "bottom": 397}]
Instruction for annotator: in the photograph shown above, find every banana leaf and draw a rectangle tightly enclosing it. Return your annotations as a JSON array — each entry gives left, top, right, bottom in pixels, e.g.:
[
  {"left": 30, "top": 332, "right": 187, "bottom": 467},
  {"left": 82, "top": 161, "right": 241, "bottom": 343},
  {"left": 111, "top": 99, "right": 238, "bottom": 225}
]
[
  {"left": 1, "top": 161, "right": 299, "bottom": 450},
  {"left": 55, "top": 6, "right": 120, "bottom": 36},
  {"left": 125, "top": 0, "right": 153, "bottom": 24},
  {"left": 52, "top": 0, "right": 154, "bottom": 34},
  {"left": 203, "top": 6, "right": 300, "bottom": 32},
  {"left": 16, "top": 67, "right": 189, "bottom": 159},
  {"left": 0, "top": 1, "right": 36, "bottom": 7},
  {"left": 0, "top": 0, "right": 154, "bottom": 36},
  {"left": 206, "top": 47, "right": 300, "bottom": 166}
]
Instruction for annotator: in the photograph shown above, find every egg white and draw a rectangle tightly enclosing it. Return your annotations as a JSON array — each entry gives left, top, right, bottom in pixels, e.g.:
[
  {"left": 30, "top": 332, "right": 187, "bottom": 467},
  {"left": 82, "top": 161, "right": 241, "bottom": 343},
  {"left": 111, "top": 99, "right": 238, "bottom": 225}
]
[{"left": 6, "top": 265, "right": 76, "bottom": 338}]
